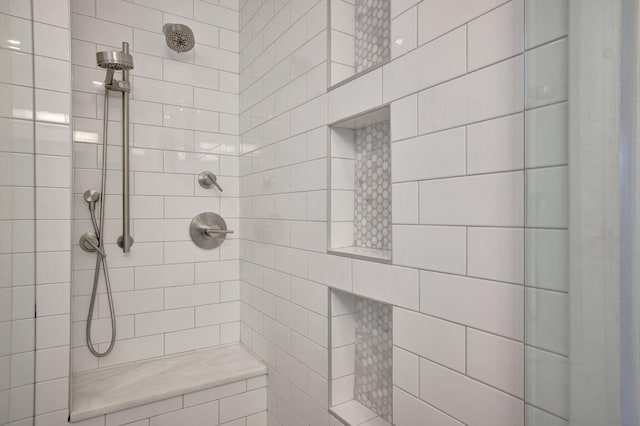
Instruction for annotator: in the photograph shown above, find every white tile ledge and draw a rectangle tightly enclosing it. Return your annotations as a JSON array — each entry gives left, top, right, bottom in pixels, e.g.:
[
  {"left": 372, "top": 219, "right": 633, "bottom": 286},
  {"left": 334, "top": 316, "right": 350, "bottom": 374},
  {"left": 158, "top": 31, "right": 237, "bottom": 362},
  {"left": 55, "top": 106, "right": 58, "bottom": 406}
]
[{"left": 70, "top": 344, "right": 266, "bottom": 423}]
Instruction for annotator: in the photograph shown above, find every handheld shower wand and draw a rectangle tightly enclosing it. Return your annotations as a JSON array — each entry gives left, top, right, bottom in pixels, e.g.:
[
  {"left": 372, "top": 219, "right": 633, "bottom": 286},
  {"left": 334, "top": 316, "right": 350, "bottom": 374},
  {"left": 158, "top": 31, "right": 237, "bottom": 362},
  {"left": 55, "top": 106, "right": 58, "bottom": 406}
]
[{"left": 80, "top": 42, "right": 134, "bottom": 358}]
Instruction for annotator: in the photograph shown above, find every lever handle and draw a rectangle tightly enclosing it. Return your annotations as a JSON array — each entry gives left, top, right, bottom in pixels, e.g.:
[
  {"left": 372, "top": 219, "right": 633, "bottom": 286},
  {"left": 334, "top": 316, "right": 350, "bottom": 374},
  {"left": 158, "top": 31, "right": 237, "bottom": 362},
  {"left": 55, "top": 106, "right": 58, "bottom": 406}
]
[
  {"left": 198, "top": 171, "right": 224, "bottom": 192},
  {"left": 202, "top": 226, "right": 235, "bottom": 237}
]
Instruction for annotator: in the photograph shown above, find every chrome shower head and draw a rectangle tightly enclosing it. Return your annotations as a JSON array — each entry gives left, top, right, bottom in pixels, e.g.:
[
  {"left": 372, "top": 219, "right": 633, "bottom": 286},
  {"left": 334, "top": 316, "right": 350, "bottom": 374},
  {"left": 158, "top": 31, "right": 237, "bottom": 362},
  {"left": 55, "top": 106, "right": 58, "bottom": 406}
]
[
  {"left": 96, "top": 50, "right": 134, "bottom": 71},
  {"left": 96, "top": 45, "right": 134, "bottom": 86},
  {"left": 163, "top": 23, "right": 195, "bottom": 53}
]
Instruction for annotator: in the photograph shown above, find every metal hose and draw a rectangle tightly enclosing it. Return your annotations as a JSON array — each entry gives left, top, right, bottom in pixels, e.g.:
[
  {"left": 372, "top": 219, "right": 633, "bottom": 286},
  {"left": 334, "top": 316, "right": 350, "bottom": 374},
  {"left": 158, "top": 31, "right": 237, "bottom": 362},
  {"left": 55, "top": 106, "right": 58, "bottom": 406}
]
[{"left": 85, "top": 92, "right": 117, "bottom": 358}]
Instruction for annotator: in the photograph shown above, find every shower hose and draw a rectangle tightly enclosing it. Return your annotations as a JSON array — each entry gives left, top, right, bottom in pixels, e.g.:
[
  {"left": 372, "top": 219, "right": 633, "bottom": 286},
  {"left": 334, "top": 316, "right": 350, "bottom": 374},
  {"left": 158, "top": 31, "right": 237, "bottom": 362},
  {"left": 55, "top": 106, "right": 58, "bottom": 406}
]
[{"left": 85, "top": 92, "right": 117, "bottom": 357}]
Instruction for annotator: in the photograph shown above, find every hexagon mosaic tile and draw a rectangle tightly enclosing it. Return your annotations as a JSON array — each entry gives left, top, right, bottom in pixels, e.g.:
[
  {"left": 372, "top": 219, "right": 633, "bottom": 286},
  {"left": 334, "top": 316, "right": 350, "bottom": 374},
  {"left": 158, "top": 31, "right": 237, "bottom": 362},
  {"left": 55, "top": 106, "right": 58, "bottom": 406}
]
[
  {"left": 354, "top": 296, "right": 393, "bottom": 423},
  {"left": 355, "top": 0, "right": 391, "bottom": 73},
  {"left": 354, "top": 120, "right": 391, "bottom": 250}
]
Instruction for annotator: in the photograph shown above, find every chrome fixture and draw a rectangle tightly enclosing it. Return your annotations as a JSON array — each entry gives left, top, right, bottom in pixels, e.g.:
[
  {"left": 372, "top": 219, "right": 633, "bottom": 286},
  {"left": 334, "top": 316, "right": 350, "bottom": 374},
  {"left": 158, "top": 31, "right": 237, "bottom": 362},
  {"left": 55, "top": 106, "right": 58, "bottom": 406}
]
[
  {"left": 96, "top": 42, "right": 134, "bottom": 253},
  {"left": 80, "top": 42, "right": 134, "bottom": 358},
  {"left": 163, "top": 23, "right": 195, "bottom": 53},
  {"left": 190, "top": 212, "right": 234, "bottom": 250},
  {"left": 198, "top": 170, "right": 223, "bottom": 191}
]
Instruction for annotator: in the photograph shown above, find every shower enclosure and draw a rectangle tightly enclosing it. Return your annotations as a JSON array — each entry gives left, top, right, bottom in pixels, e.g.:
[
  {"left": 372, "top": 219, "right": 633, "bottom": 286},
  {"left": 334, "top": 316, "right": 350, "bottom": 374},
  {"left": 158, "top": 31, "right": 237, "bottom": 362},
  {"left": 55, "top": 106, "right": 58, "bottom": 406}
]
[{"left": 0, "top": 0, "right": 638, "bottom": 424}]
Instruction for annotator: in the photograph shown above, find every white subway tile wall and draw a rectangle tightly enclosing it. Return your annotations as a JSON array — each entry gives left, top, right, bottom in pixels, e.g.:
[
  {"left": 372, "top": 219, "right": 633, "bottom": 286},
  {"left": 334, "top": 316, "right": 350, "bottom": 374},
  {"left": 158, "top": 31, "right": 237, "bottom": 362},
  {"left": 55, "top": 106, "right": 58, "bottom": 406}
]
[
  {"left": 70, "top": 0, "right": 241, "bottom": 376},
  {"left": 239, "top": 0, "right": 568, "bottom": 425},
  {"left": 1, "top": 0, "right": 74, "bottom": 423}
]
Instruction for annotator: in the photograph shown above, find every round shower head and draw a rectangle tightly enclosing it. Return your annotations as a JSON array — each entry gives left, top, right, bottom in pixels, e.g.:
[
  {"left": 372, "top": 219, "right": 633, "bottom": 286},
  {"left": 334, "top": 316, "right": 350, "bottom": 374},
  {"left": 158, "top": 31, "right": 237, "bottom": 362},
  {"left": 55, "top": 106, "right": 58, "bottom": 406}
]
[
  {"left": 163, "top": 23, "right": 195, "bottom": 53},
  {"left": 96, "top": 50, "right": 134, "bottom": 71}
]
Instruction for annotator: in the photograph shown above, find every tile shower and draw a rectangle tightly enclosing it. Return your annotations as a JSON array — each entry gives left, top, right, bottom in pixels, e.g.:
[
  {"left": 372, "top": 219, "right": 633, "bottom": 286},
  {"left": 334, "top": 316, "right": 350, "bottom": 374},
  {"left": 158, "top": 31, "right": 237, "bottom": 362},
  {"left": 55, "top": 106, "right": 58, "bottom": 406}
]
[{"left": 4, "top": 0, "right": 621, "bottom": 425}]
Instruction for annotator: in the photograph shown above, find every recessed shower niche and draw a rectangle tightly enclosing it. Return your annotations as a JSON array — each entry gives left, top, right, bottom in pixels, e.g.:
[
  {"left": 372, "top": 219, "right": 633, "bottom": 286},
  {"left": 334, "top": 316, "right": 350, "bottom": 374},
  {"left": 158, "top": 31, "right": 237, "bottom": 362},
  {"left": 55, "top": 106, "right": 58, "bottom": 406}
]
[
  {"left": 330, "top": 0, "right": 391, "bottom": 86},
  {"left": 329, "top": 106, "right": 391, "bottom": 262},
  {"left": 330, "top": 289, "right": 393, "bottom": 425}
]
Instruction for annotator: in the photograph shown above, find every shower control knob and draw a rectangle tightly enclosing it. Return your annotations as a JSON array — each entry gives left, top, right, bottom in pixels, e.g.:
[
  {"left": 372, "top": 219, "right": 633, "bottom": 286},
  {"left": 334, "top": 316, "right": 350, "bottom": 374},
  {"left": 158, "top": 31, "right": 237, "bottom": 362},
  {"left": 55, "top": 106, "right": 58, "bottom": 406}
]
[
  {"left": 198, "top": 171, "right": 223, "bottom": 192},
  {"left": 190, "top": 212, "right": 233, "bottom": 250}
]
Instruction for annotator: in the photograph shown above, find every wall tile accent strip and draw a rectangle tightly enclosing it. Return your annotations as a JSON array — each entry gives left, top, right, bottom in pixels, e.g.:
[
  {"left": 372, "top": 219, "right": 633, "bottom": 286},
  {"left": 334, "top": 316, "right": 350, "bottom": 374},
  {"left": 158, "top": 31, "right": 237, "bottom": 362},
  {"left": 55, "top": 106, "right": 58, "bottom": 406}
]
[
  {"left": 355, "top": 0, "right": 390, "bottom": 73},
  {"left": 354, "top": 120, "right": 391, "bottom": 250},
  {"left": 354, "top": 296, "right": 392, "bottom": 422}
]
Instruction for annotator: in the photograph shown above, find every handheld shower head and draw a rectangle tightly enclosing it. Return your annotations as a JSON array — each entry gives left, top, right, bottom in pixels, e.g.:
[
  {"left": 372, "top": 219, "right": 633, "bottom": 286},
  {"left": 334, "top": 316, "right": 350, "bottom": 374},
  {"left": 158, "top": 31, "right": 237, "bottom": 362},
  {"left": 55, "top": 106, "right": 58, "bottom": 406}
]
[
  {"left": 163, "top": 23, "right": 195, "bottom": 53},
  {"left": 96, "top": 45, "right": 134, "bottom": 85}
]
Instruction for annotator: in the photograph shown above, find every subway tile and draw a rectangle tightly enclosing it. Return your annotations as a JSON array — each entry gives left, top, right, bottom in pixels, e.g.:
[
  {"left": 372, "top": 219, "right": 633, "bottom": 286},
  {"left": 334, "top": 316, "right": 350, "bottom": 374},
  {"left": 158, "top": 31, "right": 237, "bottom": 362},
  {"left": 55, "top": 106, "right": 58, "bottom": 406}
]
[
  {"left": 164, "top": 60, "right": 219, "bottom": 90},
  {"left": 195, "top": 260, "right": 240, "bottom": 283},
  {"left": 165, "top": 283, "right": 220, "bottom": 309},
  {"left": 418, "top": 56, "right": 524, "bottom": 134},
  {"left": 393, "top": 225, "right": 466, "bottom": 274},
  {"left": 525, "top": 404, "right": 568, "bottom": 426},
  {"left": 467, "top": 329, "right": 524, "bottom": 397},
  {"left": 134, "top": 77, "right": 194, "bottom": 107},
  {"left": 195, "top": 87, "right": 239, "bottom": 114},
  {"left": 468, "top": 227, "right": 524, "bottom": 284},
  {"left": 525, "top": 0, "right": 568, "bottom": 49},
  {"left": 420, "top": 357, "right": 524, "bottom": 426},
  {"left": 307, "top": 252, "right": 352, "bottom": 292},
  {"left": 525, "top": 102, "right": 568, "bottom": 168},
  {"left": 417, "top": 0, "right": 506, "bottom": 44},
  {"left": 219, "top": 388, "right": 267, "bottom": 423},
  {"left": 105, "top": 396, "right": 182, "bottom": 426},
  {"left": 291, "top": 277, "right": 328, "bottom": 316},
  {"left": 0, "top": 83, "right": 33, "bottom": 120},
  {"left": 35, "top": 89, "right": 70, "bottom": 123},
  {"left": 195, "top": 1, "right": 239, "bottom": 31},
  {"left": 525, "top": 287, "right": 569, "bottom": 355},
  {"left": 391, "top": 6, "right": 418, "bottom": 59},
  {"left": 468, "top": 0, "right": 524, "bottom": 70},
  {"left": 0, "top": 118, "right": 33, "bottom": 154},
  {"left": 525, "top": 166, "right": 568, "bottom": 228},
  {"left": 383, "top": 27, "right": 466, "bottom": 103},
  {"left": 420, "top": 270, "right": 524, "bottom": 340},
  {"left": 392, "top": 346, "right": 419, "bottom": 396},
  {"left": 196, "top": 44, "right": 239, "bottom": 73},
  {"left": 136, "top": 0, "right": 194, "bottom": 19},
  {"left": 526, "top": 39, "right": 568, "bottom": 108},
  {"left": 150, "top": 400, "right": 218, "bottom": 426},
  {"left": 390, "top": 94, "right": 417, "bottom": 142},
  {"left": 467, "top": 113, "right": 524, "bottom": 174},
  {"left": 71, "top": 13, "right": 132, "bottom": 47},
  {"left": 328, "top": 69, "right": 382, "bottom": 123},
  {"left": 34, "top": 22, "right": 70, "bottom": 60},
  {"left": 164, "top": 325, "right": 221, "bottom": 354},
  {"left": 393, "top": 387, "right": 463, "bottom": 426},
  {"left": 33, "top": 0, "right": 69, "bottom": 27},
  {"left": 0, "top": 13, "right": 33, "bottom": 53},
  {"left": 392, "top": 127, "right": 466, "bottom": 182},
  {"left": 34, "top": 377, "right": 68, "bottom": 415},
  {"left": 525, "top": 229, "right": 568, "bottom": 292},
  {"left": 96, "top": 0, "right": 161, "bottom": 32},
  {"left": 352, "top": 261, "right": 419, "bottom": 310},
  {"left": 394, "top": 308, "right": 465, "bottom": 372},
  {"left": 419, "top": 171, "right": 524, "bottom": 227},
  {"left": 525, "top": 347, "right": 569, "bottom": 419},
  {"left": 184, "top": 380, "right": 246, "bottom": 408},
  {"left": 196, "top": 301, "right": 241, "bottom": 326},
  {"left": 135, "top": 307, "right": 194, "bottom": 337}
]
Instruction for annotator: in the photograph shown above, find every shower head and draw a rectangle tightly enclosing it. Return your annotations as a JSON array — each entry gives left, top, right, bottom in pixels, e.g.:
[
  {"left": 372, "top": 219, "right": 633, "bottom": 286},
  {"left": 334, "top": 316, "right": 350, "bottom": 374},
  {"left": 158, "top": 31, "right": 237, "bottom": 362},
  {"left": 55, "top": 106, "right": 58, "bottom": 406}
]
[
  {"left": 96, "top": 50, "right": 134, "bottom": 71},
  {"left": 163, "top": 23, "right": 195, "bottom": 53},
  {"left": 96, "top": 47, "right": 134, "bottom": 85}
]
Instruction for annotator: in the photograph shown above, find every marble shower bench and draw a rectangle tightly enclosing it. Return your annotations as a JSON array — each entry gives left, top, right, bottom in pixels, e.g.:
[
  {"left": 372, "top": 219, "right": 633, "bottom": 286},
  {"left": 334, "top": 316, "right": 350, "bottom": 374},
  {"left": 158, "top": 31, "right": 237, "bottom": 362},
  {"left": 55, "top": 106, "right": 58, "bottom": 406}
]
[{"left": 70, "top": 344, "right": 267, "bottom": 425}]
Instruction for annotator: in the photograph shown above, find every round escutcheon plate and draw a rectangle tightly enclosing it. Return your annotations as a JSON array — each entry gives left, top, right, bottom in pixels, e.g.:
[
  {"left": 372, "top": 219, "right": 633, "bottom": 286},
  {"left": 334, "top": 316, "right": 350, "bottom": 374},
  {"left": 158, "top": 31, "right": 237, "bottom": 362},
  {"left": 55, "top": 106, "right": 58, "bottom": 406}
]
[{"left": 190, "top": 212, "right": 231, "bottom": 250}]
